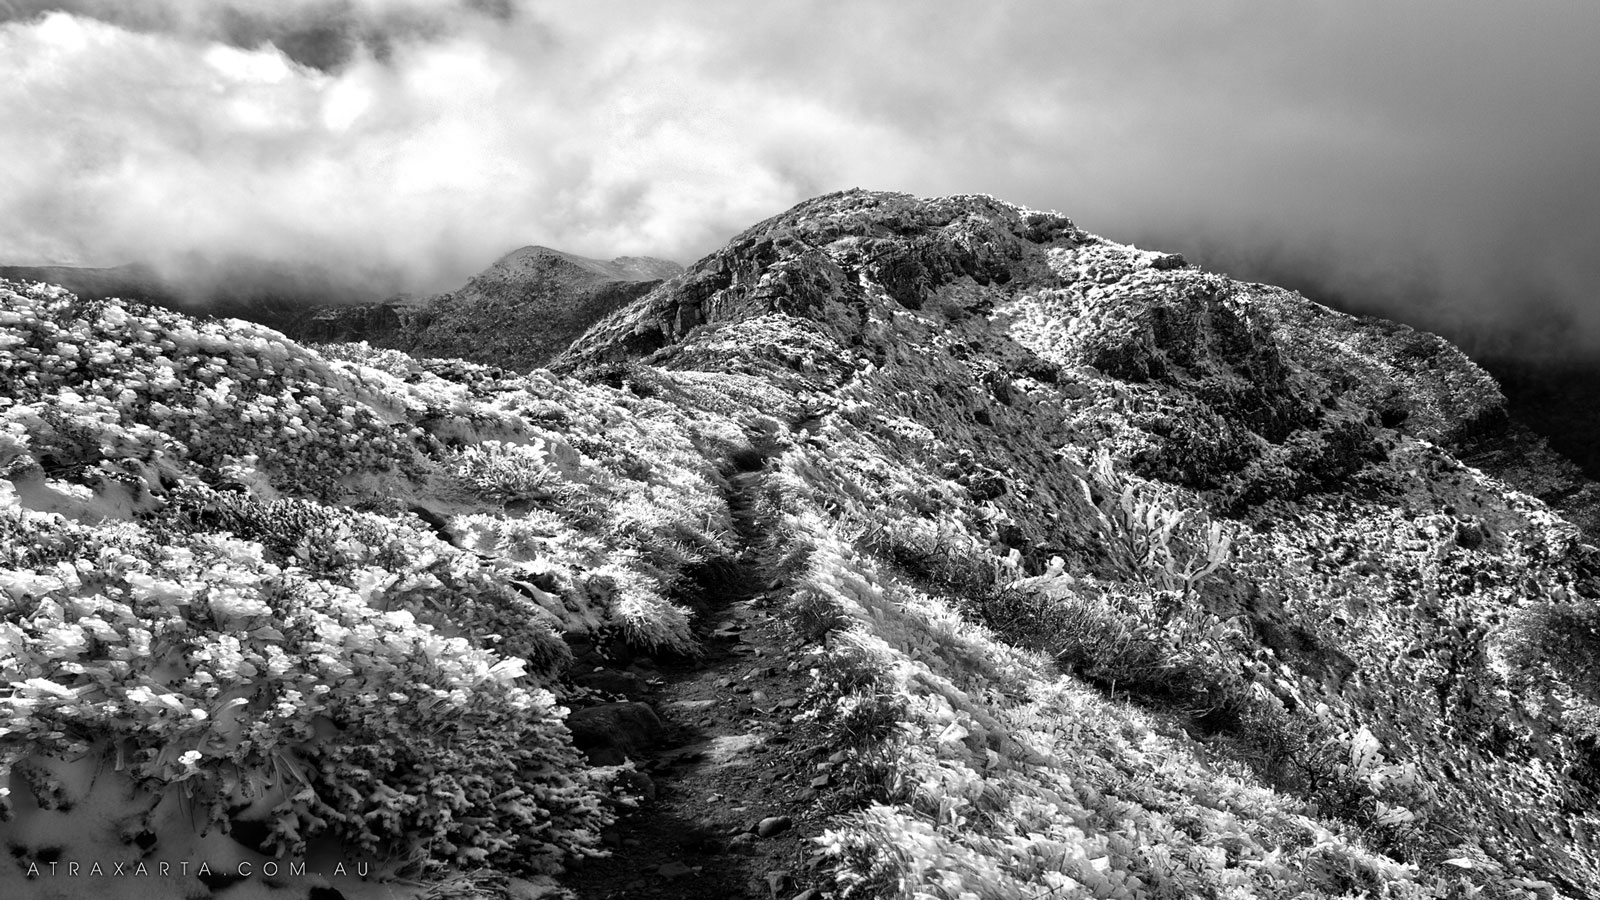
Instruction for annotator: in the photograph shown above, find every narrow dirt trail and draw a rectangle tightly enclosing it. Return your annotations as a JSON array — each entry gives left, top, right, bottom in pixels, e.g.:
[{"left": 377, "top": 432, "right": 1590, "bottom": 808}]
[{"left": 560, "top": 460, "right": 833, "bottom": 900}]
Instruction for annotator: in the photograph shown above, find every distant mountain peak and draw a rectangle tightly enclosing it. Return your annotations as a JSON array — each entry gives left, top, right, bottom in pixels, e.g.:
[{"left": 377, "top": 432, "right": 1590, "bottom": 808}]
[
  {"left": 285, "top": 244, "right": 686, "bottom": 371},
  {"left": 486, "top": 245, "right": 683, "bottom": 283}
]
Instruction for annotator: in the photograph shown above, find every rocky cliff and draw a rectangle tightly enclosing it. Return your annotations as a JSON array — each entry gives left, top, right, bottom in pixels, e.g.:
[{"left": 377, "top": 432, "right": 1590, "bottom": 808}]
[{"left": 2, "top": 190, "right": 1598, "bottom": 900}]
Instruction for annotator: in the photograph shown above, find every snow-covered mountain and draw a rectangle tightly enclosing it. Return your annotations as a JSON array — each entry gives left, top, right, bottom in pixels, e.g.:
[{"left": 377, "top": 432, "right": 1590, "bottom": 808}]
[{"left": 3, "top": 190, "right": 1599, "bottom": 899}]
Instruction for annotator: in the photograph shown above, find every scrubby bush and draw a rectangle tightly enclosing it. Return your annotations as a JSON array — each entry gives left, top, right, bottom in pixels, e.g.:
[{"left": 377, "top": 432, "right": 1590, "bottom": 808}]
[
  {"left": 0, "top": 505, "right": 607, "bottom": 876},
  {"left": 445, "top": 439, "right": 560, "bottom": 506},
  {"left": 803, "top": 631, "right": 912, "bottom": 749},
  {"left": 584, "top": 562, "right": 697, "bottom": 655},
  {"left": 0, "top": 284, "right": 414, "bottom": 501},
  {"left": 0, "top": 284, "right": 759, "bottom": 890},
  {"left": 1076, "top": 451, "right": 1231, "bottom": 595},
  {"left": 1497, "top": 594, "right": 1600, "bottom": 792}
]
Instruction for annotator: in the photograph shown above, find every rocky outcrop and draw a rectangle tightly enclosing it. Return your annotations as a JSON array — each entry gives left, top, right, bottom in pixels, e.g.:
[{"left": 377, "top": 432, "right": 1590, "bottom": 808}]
[
  {"left": 291, "top": 298, "right": 430, "bottom": 345},
  {"left": 563, "top": 192, "right": 1076, "bottom": 364}
]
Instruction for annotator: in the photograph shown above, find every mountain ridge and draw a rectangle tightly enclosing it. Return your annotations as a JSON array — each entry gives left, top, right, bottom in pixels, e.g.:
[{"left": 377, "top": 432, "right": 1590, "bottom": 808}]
[
  {"left": 0, "top": 247, "right": 686, "bottom": 372},
  {"left": 486, "top": 245, "right": 684, "bottom": 283},
  {"left": 552, "top": 188, "right": 1600, "bottom": 892}
]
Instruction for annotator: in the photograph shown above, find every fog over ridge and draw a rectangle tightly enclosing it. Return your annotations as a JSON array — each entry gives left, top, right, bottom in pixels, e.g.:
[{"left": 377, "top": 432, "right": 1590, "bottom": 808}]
[{"left": 1, "top": 1, "right": 1597, "bottom": 358}]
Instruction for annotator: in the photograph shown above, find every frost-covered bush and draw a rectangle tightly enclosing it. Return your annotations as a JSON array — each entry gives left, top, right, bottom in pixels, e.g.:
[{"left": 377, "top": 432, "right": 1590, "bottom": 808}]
[
  {"left": 0, "top": 504, "right": 606, "bottom": 875},
  {"left": 1075, "top": 450, "right": 1232, "bottom": 595},
  {"left": 370, "top": 546, "right": 574, "bottom": 675},
  {"left": 0, "top": 284, "right": 414, "bottom": 500},
  {"left": 582, "top": 562, "right": 696, "bottom": 655},
  {"left": 445, "top": 439, "right": 561, "bottom": 505},
  {"left": 152, "top": 487, "right": 575, "bottom": 676},
  {"left": 0, "top": 285, "right": 682, "bottom": 883}
]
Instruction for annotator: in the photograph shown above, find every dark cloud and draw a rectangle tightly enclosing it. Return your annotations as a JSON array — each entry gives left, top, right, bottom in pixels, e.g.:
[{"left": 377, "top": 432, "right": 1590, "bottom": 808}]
[
  {"left": 0, "top": 1, "right": 1597, "bottom": 358},
  {"left": 0, "top": 0, "right": 513, "bottom": 69}
]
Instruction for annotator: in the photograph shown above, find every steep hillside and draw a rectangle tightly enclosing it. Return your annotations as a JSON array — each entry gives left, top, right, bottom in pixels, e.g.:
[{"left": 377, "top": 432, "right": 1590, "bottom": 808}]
[
  {"left": 290, "top": 247, "right": 680, "bottom": 372},
  {"left": 3, "top": 190, "right": 1599, "bottom": 900},
  {"left": 403, "top": 247, "right": 682, "bottom": 371}
]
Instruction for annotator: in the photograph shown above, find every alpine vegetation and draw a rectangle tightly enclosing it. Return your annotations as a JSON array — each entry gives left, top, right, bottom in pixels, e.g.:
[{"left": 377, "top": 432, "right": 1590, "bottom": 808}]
[{"left": 3, "top": 190, "right": 1598, "bottom": 899}]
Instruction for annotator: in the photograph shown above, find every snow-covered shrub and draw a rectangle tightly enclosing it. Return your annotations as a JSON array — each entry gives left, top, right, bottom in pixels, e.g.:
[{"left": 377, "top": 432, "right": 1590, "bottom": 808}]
[
  {"left": 445, "top": 440, "right": 560, "bottom": 506},
  {"left": 1075, "top": 450, "right": 1232, "bottom": 595},
  {"left": 150, "top": 486, "right": 576, "bottom": 677},
  {"left": 371, "top": 547, "right": 574, "bottom": 676},
  {"left": 0, "top": 505, "right": 606, "bottom": 875},
  {"left": 583, "top": 562, "right": 696, "bottom": 655},
  {"left": 0, "top": 284, "right": 415, "bottom": 500},
  {"left": 804, "top": 632, "right": 911, "bottom": 749}
]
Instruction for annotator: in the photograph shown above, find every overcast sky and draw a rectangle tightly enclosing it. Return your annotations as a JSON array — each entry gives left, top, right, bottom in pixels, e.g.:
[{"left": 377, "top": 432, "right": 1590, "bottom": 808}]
[{"left": 2, "top": 1, "right": 1598, "bottom": 356}]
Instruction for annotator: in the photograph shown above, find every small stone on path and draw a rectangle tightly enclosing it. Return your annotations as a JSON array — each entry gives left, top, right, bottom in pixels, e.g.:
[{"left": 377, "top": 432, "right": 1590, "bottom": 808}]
[
  {"left": 658, "top": 861, "right": 695, "bottom": 879},
  {"left": 756, "top": 815, "right": 792, "bottom": 838}
]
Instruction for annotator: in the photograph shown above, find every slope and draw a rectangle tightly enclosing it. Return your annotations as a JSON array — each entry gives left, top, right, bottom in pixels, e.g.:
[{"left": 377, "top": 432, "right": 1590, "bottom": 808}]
[
  {"left": 402, "top": 247, "right": 682, "bottom": 371},
  {"left": 560, "top": 189, "right": 1600, "bottom": 898}
]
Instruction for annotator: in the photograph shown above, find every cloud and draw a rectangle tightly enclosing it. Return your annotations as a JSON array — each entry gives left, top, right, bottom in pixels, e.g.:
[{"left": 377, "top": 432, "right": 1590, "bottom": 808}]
[
  {"left": 0, "top": 2, "right": 867, "bottom": 298},
  {"left": 0, "top": 1, "right": 1597, "bottom": 356},
  {"left": 0, "top": 0, "right": 515, "bottom": 69}
]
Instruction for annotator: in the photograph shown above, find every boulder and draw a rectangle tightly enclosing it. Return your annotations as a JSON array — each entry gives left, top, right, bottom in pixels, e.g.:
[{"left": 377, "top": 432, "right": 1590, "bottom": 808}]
[{"left": 565, "top": 701, "right": 664, "bottom": 765}]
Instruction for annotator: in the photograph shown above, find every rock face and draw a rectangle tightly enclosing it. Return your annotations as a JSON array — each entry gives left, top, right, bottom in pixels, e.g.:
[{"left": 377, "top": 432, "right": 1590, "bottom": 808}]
[{"left": 292, "top": 297, "right": 430, "bottom": 345}]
